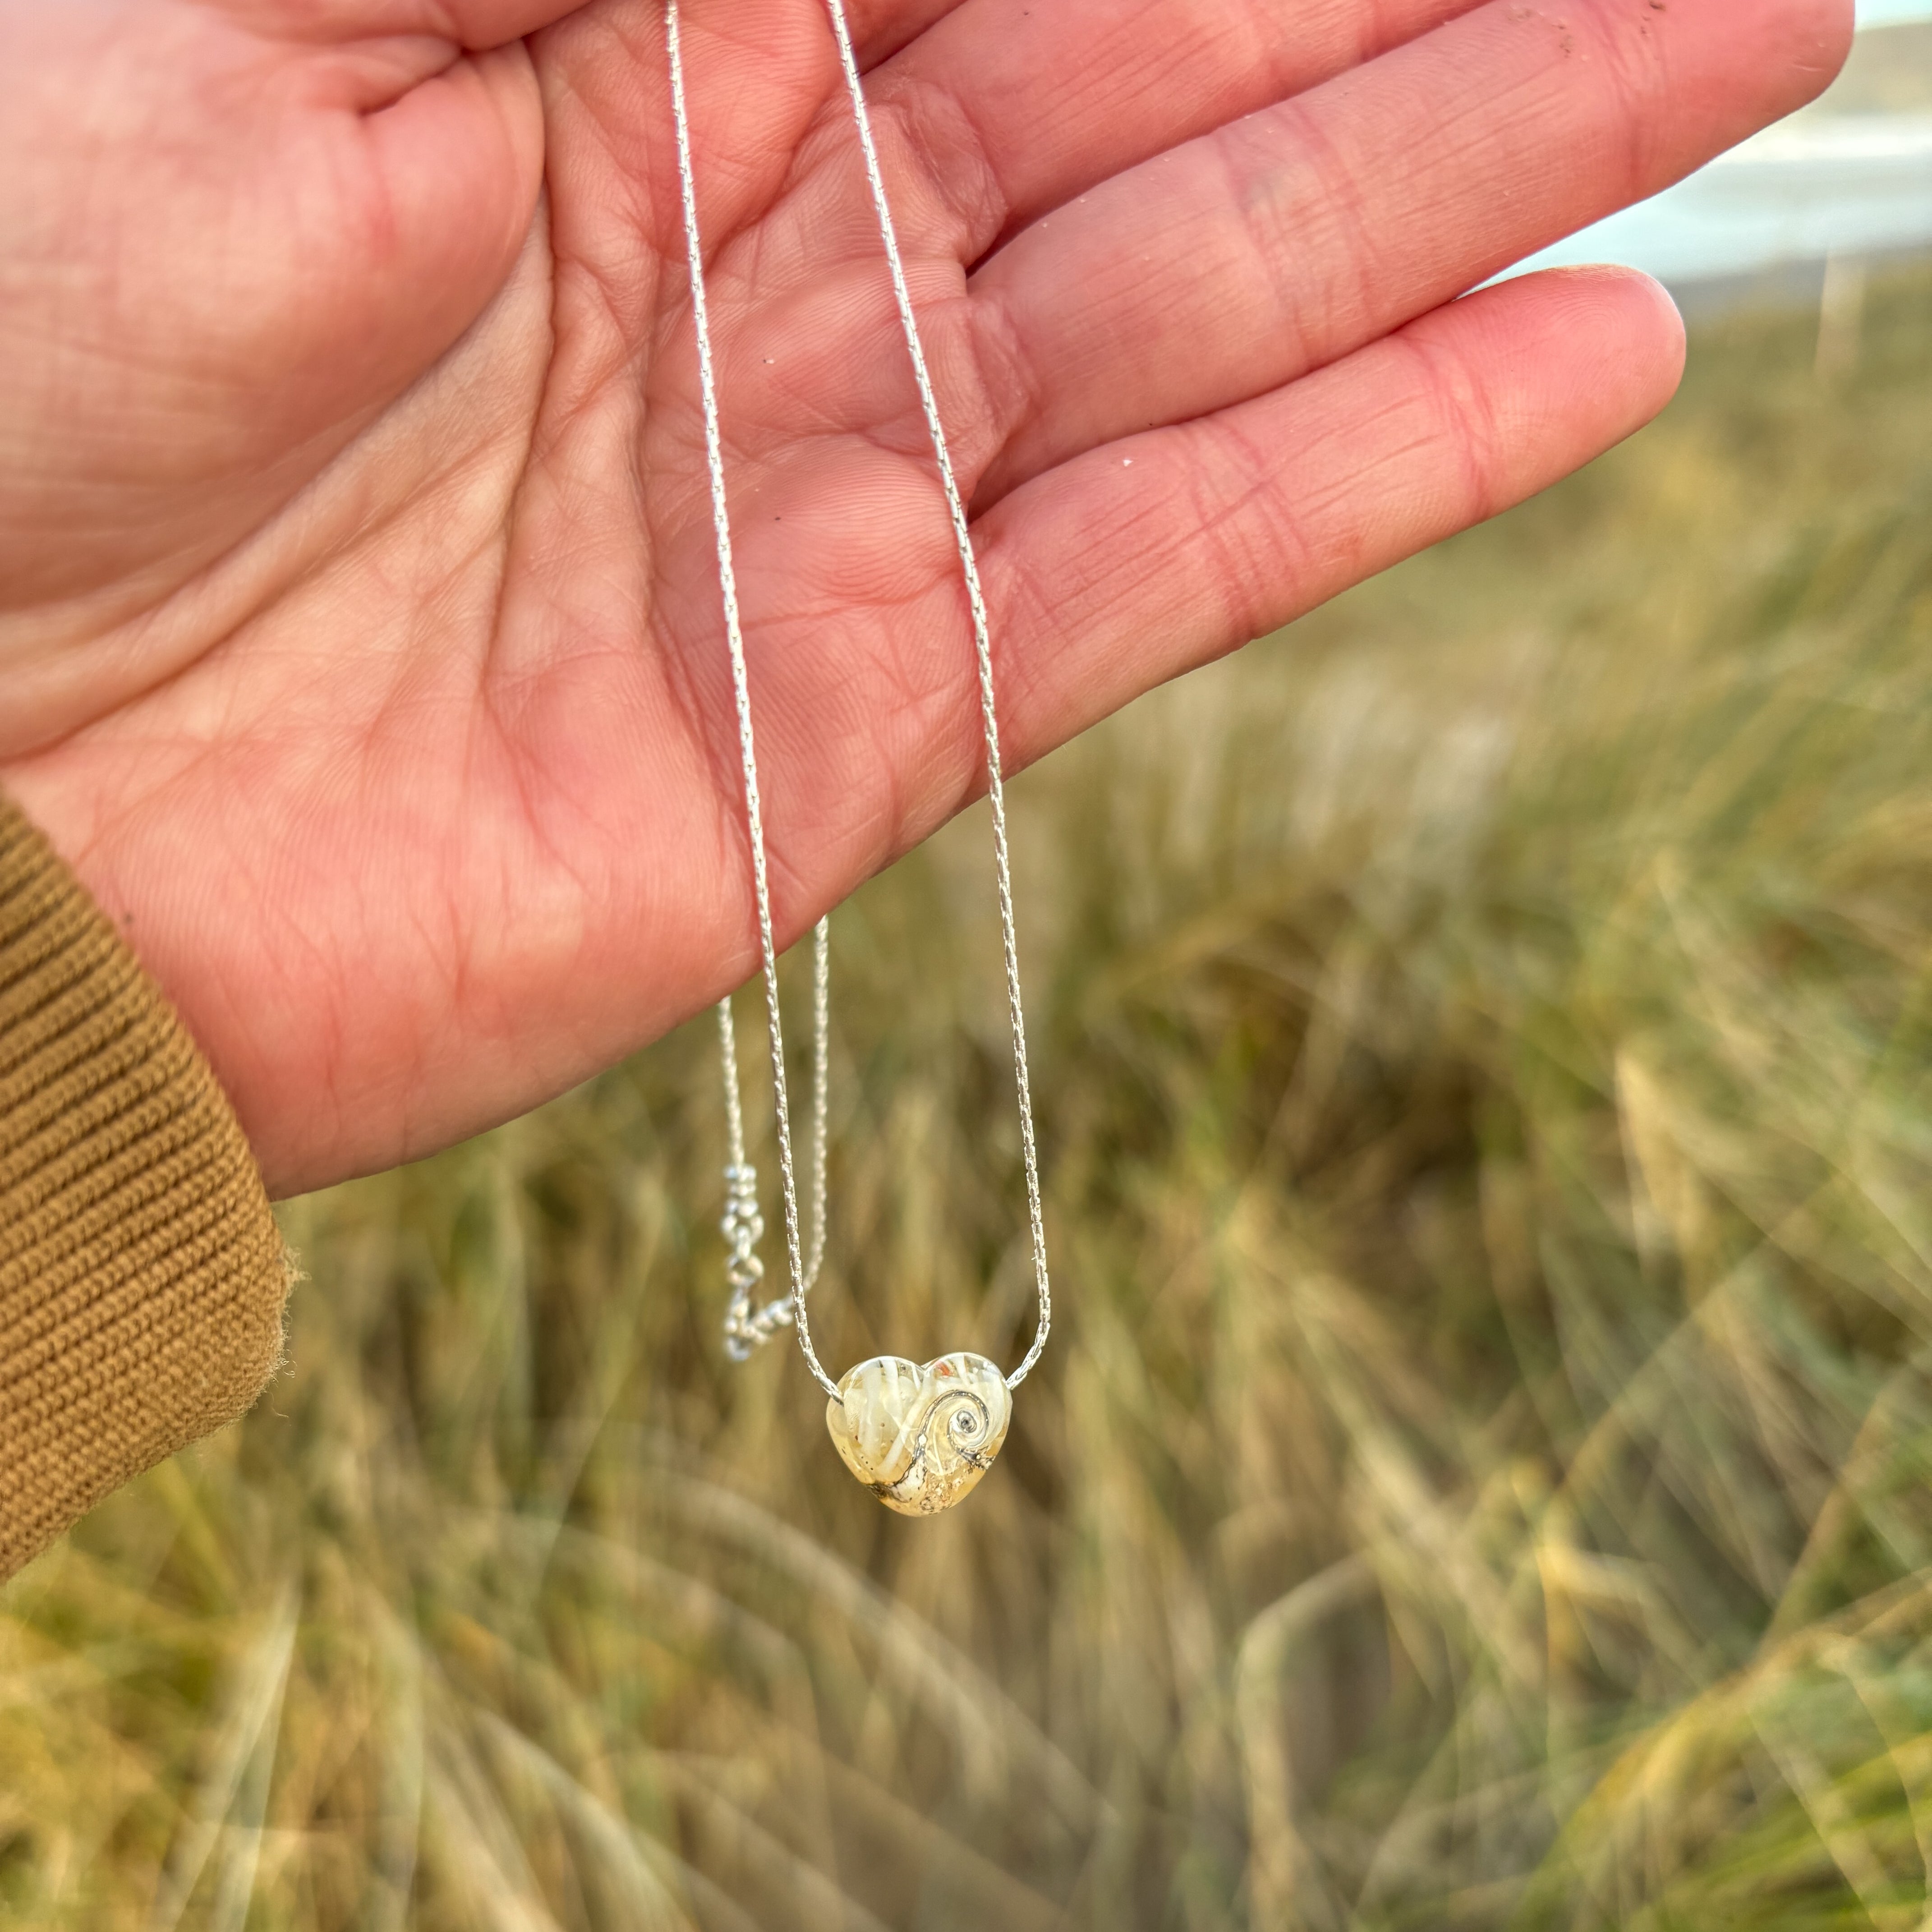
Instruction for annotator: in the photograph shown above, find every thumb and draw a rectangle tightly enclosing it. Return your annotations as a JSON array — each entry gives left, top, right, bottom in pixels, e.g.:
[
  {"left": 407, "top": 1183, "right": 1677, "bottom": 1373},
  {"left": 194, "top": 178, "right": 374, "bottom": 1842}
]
[
  {"left": 243, "top": 1, "right": 599, "bottom": 49},
  {"left": 0, "top": 0, "right": 571, "bottom": 618}
]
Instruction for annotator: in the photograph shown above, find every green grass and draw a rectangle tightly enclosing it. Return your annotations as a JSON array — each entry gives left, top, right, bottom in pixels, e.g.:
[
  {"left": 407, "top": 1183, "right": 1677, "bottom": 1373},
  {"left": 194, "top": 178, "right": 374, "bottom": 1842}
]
[{"left": 6, "top": 263, "right": 1932, "bottom": 1930}]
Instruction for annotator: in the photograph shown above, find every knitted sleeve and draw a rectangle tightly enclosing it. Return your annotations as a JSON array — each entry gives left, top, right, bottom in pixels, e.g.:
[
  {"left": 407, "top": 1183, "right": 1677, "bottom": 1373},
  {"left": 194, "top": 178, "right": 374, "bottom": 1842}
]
[{"left": 0, "top": 791, "right": 290, "bottom": 1582}]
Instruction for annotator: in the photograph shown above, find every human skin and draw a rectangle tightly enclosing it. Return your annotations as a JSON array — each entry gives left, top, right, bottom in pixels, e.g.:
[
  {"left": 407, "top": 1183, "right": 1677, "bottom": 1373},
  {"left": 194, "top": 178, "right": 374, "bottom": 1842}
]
[{"left": 0, "top": 0, "right": 1851, "bottom": 1196}]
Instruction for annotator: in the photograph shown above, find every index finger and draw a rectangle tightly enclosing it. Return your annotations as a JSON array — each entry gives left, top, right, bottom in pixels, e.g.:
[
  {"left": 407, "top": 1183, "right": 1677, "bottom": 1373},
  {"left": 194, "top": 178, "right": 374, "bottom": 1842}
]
[{"left": 874, "top": 0, "right": 1486, "bottom": 243}]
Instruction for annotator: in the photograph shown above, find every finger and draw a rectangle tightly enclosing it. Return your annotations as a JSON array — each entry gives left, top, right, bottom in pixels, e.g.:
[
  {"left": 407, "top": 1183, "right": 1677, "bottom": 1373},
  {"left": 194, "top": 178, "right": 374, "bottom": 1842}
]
[
  {"left": 966, "top": 0, "right": 1848, "bottom": 502},
  {"left": 974, "top": 268, "right": 1683, "bottom": 773},
  {"left": 875, "top": 0, "right": 1483, "bottom": 244},
  {"left": 232, "top": 0, "right": 595, "bottom": 47},
  {"left": 844, "top": 0, "right": 973, "bottom": 65},
  {"left": 273, "top": 0, "right": 971, "bottom": 61}
]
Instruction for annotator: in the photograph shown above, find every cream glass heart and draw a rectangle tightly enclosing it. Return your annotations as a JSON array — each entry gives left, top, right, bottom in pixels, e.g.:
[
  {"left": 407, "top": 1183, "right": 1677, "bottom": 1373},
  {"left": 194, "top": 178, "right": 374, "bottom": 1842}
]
[
  {"left": 668, "top": 0, "right": 1053, "bottom": 1517},
  {"left": 826, "top": 1354, "right": 1014, "bottom": 1516}
]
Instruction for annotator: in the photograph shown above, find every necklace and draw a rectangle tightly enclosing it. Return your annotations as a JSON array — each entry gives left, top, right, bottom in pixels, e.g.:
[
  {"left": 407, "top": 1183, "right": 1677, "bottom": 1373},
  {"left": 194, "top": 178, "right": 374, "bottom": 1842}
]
[{"left": 665, "top": 0, "right": 1051, "bottom": 1516}]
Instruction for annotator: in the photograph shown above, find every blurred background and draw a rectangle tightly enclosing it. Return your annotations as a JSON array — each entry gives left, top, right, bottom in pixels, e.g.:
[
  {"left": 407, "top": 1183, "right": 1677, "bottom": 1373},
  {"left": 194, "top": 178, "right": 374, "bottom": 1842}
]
[{"left": 7, "top": 14, "right": 1932, "bottom": 1931}]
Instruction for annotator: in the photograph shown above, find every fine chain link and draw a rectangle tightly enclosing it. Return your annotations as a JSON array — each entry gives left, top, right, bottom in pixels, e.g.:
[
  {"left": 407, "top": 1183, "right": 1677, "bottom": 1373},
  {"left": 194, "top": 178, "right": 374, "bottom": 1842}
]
[
  {"left": 818, "top": 0, "right": 1052, "bottom": 1389},
  {"left": 667, "top": 0, "right": 839, "bottom": 1399},
  {"left": 669, "top": 0, "right": 1052, "bottom": 1394},
  {"left": 716, "top": 920, "right": 828, "bottom": 1359},
  {"left": 805, "top": 915, "right": 830, "bottom": 1292},
  {"left": 716, "top": 999, "right": 776, "bottom": 1360}
]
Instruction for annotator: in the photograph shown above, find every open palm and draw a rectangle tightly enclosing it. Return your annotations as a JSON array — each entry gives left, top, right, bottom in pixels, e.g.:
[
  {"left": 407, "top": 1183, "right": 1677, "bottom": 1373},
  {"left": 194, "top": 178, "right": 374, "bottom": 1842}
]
[{"left": 0, "top": 0, "right": 1846, "bottom": 1194}]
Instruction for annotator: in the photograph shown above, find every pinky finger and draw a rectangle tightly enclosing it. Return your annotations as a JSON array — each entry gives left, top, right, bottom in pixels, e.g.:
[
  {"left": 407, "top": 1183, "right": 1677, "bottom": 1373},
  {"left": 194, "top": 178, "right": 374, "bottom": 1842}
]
[{"left": 977, "top": 267, "right": 1688, "bottom": 765}]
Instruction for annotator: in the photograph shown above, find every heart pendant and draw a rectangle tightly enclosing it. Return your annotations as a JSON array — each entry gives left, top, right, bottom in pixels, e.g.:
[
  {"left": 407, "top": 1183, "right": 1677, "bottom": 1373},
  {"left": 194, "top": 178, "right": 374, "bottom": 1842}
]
[{"left": 824, "top": 1352, "right": 1012, "bottom": 1516}]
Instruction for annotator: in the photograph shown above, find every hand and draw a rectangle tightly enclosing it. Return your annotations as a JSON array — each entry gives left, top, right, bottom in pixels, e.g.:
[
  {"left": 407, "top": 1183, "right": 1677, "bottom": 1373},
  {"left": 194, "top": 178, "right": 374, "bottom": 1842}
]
[{"left": 0, "top": 0, "right": 1848, "bottom": 1196}]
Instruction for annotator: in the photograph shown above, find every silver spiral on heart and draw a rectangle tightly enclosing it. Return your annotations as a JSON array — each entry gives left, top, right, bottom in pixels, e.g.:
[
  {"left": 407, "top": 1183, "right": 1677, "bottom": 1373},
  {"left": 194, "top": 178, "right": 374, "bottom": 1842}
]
[{"left": 934, "top": 1389, "right": 994, "bottom": 1467}]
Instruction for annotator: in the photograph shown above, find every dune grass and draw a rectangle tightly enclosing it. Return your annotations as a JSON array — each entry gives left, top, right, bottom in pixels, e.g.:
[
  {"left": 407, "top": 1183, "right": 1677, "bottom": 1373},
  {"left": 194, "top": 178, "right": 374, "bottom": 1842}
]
[{"left": 6, "top": 261, "right": 1932, "bottom": 1930}]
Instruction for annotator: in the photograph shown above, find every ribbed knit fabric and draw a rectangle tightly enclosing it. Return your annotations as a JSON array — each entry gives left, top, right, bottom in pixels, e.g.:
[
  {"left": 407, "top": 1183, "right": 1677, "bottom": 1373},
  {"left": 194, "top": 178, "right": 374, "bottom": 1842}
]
[{"left": 0, "top": 792, "right": 289, "bottom": 1582}]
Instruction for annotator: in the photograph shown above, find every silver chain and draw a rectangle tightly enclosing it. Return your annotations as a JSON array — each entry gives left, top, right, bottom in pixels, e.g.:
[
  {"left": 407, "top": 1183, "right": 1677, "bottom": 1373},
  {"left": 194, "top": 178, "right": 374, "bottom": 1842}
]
[
  {"left": 717, "top": 921, "right": 828, "bottom": 1360},
  {"left": 667, "top": 0, "right": 1052, "bottom": 1396}
]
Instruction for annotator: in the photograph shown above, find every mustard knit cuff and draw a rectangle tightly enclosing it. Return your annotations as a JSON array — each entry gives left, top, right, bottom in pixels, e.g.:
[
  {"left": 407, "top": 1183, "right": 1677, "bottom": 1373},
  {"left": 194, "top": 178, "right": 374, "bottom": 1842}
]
[{"left": 0, "top": 792, "right": 290, "bottom": 1582}]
